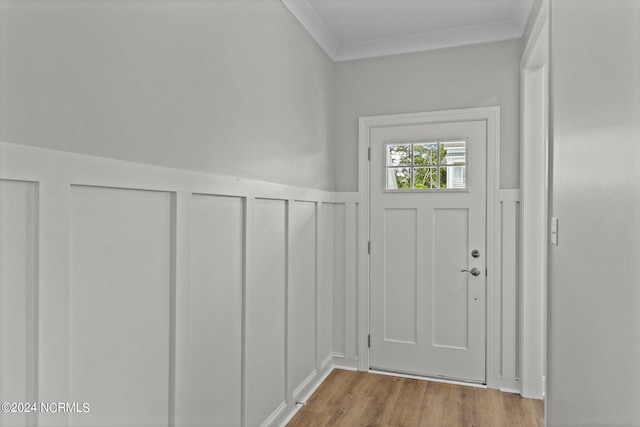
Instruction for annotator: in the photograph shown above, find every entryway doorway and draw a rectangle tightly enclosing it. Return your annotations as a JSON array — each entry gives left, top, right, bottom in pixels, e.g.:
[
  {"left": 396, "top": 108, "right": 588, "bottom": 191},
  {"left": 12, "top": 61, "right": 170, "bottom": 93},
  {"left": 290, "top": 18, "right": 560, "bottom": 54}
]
[
  {"left": 368, "top": 119, "right": 487, "bottom": 383},
  {"left": 357, "top": 106, "right": 501, "bottom": 388}
]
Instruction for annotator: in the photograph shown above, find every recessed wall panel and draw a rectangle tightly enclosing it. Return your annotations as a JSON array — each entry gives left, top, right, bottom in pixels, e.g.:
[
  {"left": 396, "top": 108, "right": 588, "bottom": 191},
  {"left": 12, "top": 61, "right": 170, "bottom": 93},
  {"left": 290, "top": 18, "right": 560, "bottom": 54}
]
[
  {"left": 332, "top": 203, "right": 346, "bottom": 355},
  {"left": 191, "top": 194, "right": 243, "bottom": 427},
  {"left": 383, "top": 208, "right": 417, "bottom": 343},
  {"left": 0, "top": 180, "right": 37, "bottom": 427},
  {"left": 501, "top": 200, "right": 518, "bottom": 380},
  {"left": 289, "top": 201, "right": 317, "bottom": 391},
  {"left": 245, "top": 199, "right": 286, "bottom": 427},
  {"left": 69, "top": 186, "right": 171, "bottom": 427},
  {"left": 433, "top": 208, "right": 469, "bottom": 349},
  {"left": 317, "top": 203, "right": 334, "bottom": 366}
]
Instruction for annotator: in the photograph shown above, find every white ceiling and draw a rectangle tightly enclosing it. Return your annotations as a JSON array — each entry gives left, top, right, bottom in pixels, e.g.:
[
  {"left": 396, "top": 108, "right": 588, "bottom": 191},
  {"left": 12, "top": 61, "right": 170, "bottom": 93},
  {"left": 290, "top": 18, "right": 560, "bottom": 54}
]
[{"left": 281, "top": 0, "right": 535, "bottom": 61}]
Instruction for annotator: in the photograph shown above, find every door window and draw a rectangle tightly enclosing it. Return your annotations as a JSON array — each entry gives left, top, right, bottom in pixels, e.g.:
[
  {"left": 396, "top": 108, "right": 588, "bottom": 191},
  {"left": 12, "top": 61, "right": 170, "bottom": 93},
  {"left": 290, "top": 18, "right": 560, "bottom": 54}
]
[{"left": 385, "top": 141, "right": 467, "bottom": 191}]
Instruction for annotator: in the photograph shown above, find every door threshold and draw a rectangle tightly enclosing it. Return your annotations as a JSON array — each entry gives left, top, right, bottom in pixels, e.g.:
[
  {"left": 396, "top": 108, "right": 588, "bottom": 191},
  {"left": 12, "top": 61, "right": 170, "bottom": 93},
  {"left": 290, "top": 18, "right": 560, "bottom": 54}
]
[{"left": 369, "top": 368, "right": 487, "bottom": 389}]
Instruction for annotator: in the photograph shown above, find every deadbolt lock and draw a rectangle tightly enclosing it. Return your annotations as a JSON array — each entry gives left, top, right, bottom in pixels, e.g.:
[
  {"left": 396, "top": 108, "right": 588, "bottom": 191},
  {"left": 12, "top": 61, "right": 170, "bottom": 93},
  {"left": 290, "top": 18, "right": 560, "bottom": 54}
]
[{"left": 471, "top": 249, "right": 480, "bottom": 258}]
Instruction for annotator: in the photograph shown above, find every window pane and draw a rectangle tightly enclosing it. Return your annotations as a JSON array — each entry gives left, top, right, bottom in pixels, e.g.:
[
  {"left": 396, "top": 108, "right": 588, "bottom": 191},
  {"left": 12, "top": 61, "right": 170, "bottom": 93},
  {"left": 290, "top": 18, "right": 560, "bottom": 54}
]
[
  {"left": 442, "top": 165, "right": 466, "bottom": 189},
  {"left": 441, "top": 141, "right": 466, "bottom": 165},
  {"left": 387, "top": 144, "right": 412, "bottom": 166},
  {"left": 414, "top": 167, "right": 438, "bottom": 189},
  {"left": 438, "top": 166, "right": 447, "bottom": 189},
  {"left": 414, "top": 143, "right": 438, "bottom": 166},
  {"left": 387, "top": 167, "right": 411, "bottom": 190}
]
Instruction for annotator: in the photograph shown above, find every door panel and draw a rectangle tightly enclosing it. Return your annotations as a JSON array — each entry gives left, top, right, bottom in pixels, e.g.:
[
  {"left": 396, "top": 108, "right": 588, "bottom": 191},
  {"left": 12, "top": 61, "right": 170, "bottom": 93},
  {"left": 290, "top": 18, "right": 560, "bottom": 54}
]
[
  {"left": 383, "top": 208, "right": 418, "bottom": 344},
  {"left": 370, "top": 120, "right": 486, "bottom": 383},
  {"left": 433, "top": 208, "right": 469, "bottom": 349}
]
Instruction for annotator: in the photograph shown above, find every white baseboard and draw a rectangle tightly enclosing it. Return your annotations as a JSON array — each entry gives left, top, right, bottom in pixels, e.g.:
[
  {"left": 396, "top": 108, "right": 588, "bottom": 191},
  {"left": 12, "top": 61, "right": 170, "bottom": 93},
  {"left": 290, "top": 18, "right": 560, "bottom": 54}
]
[
  {"left": 293, "top": 369, "right": 318, "bottom": 399},
  {"left": 272, "top": 363, "right": 336, "bottom": 427},
  {"left": 320, "top": 352, "right": 334, "bottom": 371},
  {"left": 331, "top": 354, "right": 359, "bottom": 371},
  {"left": 261, "top": 401, "right": 288, "bottom": 427},
  {"left": 495, "top": 378, "right": 520, "bottom": 395}
]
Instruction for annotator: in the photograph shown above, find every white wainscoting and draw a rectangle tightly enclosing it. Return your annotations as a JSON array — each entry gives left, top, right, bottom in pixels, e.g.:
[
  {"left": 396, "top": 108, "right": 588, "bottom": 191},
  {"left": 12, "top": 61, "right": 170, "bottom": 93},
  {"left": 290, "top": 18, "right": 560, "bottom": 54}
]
[
  {"left": 246, "top": 198, "right": 287, "bottom": 427},
  {"left": 0, "top": 180, "right": 37, "bottom": 427},
  {"left": 190, "top": 194, "right": 244, "bottom": 426},
  {"left": 69, "top": 186, "right": 172, "bottom": 427},
  {"left": 0, "top": 141, "right": 522, "bottom": 427},
  {"left": 0, "top": 142, "right": 359, "bottom": 427},
  {"left": 332, "top": 190, "right": 523, "bottom": 389},
  {"left": 496, "top": 189, "right": 521, "bottom": 392}
]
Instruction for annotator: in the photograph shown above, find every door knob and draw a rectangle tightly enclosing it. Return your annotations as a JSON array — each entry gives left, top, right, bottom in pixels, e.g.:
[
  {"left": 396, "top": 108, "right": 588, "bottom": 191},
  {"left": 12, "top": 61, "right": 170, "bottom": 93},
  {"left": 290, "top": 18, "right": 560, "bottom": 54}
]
[{"left": 461, "top": 268, "right": 481, "bottom": 277}]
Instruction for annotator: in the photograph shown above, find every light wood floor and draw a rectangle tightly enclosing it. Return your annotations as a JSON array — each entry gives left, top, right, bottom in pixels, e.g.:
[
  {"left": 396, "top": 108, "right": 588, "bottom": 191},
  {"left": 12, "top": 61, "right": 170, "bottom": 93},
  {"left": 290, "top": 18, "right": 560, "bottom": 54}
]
[{"left": 287, "top": 369, "right": 544, "bottom": 427}]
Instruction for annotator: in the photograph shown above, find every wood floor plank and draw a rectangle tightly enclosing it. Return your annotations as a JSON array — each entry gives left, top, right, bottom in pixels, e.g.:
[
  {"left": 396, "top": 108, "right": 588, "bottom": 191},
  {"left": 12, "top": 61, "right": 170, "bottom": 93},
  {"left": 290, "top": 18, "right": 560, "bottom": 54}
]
[
  {"left": 422, "top": 381, "right": 450, "bottom": 426},
  {"left": 287, "top": 409, "right": 333, "bottom": 427},
  {"left": 287, "top": 369, "right": 544, "bottom": 427},
  {"left": 387, "top": 378, "right": 428, "bottom": 426},
  {"left": 476, "top": 388, "right": 508, "bottom": 427},
  {"left": 367, "top": 375, "right": 404, "bottom": 425}
]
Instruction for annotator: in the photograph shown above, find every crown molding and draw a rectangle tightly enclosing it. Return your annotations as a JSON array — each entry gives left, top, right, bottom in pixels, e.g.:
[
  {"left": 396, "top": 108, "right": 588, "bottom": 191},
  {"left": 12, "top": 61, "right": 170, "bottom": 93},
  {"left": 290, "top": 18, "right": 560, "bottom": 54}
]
[
  {"left": 335, "top": 21, "right": 521, "bottom": 61},
  {"left": 282, "top": 0, "right": 533, "bottom": 62},
  {"left": 280, "top": 0, "right": 340, "bottom": 59}
]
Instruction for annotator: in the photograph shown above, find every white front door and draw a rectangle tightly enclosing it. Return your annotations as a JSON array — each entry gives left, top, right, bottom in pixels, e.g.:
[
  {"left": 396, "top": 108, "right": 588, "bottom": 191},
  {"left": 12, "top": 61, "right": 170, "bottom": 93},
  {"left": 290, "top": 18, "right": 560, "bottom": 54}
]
[{"left": 369, "top": 120, "right": 487, "bottom": 383}]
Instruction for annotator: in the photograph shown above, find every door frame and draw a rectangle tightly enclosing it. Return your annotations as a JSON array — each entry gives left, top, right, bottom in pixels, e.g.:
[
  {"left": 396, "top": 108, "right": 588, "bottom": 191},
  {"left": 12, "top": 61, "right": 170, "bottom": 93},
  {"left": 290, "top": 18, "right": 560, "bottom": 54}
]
[
  {"left": 519, "top": 0, "right": 549, "bottom": 400},
  {"left": 357, "top": 106, "right": 501, "bottom": 389}
]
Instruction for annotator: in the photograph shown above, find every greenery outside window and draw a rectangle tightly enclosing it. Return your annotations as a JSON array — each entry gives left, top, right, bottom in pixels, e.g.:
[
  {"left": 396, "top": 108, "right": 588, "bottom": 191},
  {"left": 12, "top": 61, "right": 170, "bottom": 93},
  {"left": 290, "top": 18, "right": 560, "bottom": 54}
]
[{"left": 385, "top": 141, "right": 467, "bottom": 191}]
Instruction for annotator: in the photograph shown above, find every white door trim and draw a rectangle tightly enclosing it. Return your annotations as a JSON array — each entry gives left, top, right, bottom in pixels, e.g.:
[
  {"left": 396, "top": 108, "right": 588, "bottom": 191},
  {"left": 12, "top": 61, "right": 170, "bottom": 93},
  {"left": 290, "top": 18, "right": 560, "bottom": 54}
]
[
  {"left": 520, "top": 0, "right": 549, "bottom": 400},
  {"left": 358, "top": 106, "right": 501, "bottom": 389}
]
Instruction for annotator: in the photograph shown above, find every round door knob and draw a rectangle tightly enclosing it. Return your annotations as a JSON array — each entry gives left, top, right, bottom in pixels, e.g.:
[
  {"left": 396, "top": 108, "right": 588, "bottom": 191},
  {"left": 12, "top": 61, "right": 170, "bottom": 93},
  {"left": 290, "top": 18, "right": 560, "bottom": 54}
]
[{"left": 461, "top": 268, "right": 481, "bottom": 276}]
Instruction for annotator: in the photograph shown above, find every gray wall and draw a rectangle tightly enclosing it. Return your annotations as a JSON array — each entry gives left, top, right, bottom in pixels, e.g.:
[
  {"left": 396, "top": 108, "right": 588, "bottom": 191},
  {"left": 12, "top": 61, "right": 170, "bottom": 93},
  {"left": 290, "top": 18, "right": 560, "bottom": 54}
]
[
  {"left": 522, "top": 0, "right": 544, "bottom": 48},
  {"left": 334, "top": 38, "right": 522, "bottom": 191},
  {"left": 548, "top": 0, "right": 640, "bottom": 425},
  {"left": 1, "top": 0, "right": 524, "bottom": 193},
  {"left": 0, "top": 0, "right": 336, "bottom": 190}
]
